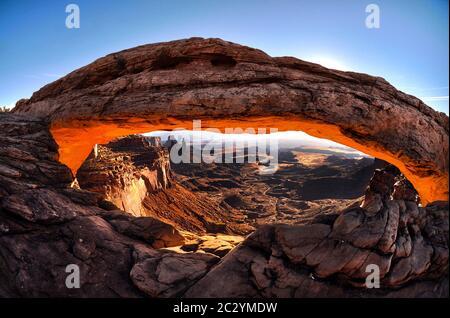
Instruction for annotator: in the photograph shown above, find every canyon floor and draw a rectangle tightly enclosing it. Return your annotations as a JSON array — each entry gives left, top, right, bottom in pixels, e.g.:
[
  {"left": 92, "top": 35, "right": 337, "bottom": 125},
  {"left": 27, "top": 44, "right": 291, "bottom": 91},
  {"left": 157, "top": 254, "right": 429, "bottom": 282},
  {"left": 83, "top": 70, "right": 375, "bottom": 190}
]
[{"left": 172, "top": 143, "right": 380, "bottom": 227}]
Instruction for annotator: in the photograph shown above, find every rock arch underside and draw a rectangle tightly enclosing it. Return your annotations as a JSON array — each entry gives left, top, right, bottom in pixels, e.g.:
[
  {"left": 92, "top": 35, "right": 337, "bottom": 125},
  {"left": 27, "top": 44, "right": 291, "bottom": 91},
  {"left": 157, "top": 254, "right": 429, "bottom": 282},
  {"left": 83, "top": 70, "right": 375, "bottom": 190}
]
[{"left": 1, "top": 38, "right": 448, "bottom": 297}]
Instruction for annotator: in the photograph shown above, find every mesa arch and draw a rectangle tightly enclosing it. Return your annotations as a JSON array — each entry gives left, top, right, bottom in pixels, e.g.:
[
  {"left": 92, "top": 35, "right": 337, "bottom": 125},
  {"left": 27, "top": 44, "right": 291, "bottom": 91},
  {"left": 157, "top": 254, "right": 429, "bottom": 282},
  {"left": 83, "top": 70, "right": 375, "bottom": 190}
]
[{"left": 12, "top": 37, "right": 449, "bottom": 205}]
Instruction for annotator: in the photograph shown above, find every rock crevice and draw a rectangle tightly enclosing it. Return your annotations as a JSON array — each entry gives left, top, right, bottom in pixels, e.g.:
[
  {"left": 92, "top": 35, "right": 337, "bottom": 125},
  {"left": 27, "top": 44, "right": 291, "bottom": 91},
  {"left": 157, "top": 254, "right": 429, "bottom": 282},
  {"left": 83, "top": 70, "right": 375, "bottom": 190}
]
[{"left": 186, "top": 167, "right": 448, "bottom": 297}]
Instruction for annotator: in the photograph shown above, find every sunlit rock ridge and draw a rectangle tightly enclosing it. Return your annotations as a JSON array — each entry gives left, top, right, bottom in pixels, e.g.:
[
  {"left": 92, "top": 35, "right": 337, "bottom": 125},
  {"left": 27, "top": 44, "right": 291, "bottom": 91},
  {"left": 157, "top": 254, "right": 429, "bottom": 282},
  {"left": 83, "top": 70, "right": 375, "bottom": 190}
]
[{"left": 12, "top": 37, "right": 449, "bottom": 205}]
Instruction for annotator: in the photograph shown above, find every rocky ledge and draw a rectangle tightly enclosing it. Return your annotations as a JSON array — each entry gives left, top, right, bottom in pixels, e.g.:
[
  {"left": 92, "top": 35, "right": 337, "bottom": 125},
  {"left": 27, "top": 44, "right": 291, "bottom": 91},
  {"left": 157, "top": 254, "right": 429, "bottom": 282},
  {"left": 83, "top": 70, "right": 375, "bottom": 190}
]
[
  {"left": 0, "top": 113, "right": 447, "bottom": 297},
  {"left": 186, "top": 167, "right": 449, "bottom": 297},
  {"left": 0, "top": 114, "right": 222, "bottom": 297}
]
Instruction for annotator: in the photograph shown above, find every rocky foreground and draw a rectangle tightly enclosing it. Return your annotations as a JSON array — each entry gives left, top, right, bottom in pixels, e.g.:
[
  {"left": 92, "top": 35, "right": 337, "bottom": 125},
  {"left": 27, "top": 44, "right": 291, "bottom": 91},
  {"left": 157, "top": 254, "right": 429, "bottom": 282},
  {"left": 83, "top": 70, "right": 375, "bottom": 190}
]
[
  {"left": 187, "top": 168, "right": 449, "bottom": 297},
  {"left": 0, "top": 114, "right": 448, "bottom": 297},
  {"left": 0, "top": 114, "right": 239, "bottom": 297}
]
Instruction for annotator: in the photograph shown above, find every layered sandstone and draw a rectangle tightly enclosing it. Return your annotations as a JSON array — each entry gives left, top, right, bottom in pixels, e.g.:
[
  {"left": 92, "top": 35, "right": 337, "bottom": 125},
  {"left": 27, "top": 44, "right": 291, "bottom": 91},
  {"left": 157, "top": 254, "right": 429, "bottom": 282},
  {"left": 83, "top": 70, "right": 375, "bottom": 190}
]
[
  {"left": 0, "top": 114, "right": 214, "bottom": 296},
  {"left": 75, "top": 135, "right": 251, "bottom": 234},
  {"left": 12, "top": 38, "right": 449, "bottom": 204},
  {"left": 0, "top": 114, "right": 447, "bottom": 297},
  {"left": 77, "top": 136, "right": 172, "bottom": 216}
]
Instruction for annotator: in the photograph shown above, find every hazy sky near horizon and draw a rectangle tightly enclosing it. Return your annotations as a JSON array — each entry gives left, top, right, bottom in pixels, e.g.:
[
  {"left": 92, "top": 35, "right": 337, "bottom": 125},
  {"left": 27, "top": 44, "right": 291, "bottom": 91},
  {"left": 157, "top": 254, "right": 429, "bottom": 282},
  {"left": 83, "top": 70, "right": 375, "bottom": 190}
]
[
  {"left": 144, "top": 130, "right": 370, "bottom": 155},
  {"left": 0, "top": 0, "right": 448, "bottom": 114}
]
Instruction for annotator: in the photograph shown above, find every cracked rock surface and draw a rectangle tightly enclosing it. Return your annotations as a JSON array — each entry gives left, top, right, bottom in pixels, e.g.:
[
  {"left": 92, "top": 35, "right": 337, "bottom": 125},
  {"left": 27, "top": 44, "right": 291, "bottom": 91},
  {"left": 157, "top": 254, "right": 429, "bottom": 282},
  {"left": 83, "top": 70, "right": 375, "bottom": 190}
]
[
  {"left": 186, "top": 168, "right": 449, "bottom": 297},
  {"left": 0, "top": 113, "right": 448, "bottom": 298},
  {"left": 0, "top": 114, "right": 221, "bottom": 297}
]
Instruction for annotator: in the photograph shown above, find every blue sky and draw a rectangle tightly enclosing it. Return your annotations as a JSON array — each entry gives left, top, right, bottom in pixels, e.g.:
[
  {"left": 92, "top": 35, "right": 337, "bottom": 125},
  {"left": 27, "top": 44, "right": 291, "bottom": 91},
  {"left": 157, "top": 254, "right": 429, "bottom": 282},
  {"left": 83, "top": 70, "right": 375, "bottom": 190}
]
[{"left": 1, "top": 0, "right": 448, "bottom": 113}]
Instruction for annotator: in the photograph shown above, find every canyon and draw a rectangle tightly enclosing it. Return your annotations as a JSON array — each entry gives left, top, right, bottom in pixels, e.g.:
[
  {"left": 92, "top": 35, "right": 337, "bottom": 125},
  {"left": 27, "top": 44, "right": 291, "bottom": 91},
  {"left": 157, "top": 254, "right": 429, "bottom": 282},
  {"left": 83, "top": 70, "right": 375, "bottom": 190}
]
[
  {"left": 75, "top": 135, "right": 250, "bottom": 235},
  {"left": 1, "top": 37, "right": 448, "bottom": 297}
]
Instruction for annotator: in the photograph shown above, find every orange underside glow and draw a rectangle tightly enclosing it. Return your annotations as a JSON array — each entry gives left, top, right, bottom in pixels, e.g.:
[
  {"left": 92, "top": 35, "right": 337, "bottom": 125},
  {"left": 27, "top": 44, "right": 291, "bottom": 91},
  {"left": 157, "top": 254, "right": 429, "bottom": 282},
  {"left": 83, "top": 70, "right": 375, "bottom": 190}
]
[{"left": 50, "top": 116, "right": 448, "bottom": 206}]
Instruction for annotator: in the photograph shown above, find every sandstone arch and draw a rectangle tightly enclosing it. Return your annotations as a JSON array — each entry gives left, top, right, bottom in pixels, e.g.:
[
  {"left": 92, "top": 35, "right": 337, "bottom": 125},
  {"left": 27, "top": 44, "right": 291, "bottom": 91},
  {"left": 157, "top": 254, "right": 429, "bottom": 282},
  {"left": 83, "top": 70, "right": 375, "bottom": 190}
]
[{"left": 12, "top": 38, "right": 449, "bottom": 204}]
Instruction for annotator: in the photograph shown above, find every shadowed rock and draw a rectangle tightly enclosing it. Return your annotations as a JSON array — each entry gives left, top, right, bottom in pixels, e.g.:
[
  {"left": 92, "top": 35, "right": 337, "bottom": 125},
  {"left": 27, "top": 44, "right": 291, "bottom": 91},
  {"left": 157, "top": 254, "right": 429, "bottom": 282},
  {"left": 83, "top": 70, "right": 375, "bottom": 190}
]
[
  {"left": 185, "top": 167, "right": 448, "bottom": 298},
  {"left": 0, "top": 114, "right": 224, "bottom": 297},
  {"left": 0, "top": 113, "right": 447, "bottom": 298},
  {"left": 130, "top": 245, "right": 219, "bottom": 297}
]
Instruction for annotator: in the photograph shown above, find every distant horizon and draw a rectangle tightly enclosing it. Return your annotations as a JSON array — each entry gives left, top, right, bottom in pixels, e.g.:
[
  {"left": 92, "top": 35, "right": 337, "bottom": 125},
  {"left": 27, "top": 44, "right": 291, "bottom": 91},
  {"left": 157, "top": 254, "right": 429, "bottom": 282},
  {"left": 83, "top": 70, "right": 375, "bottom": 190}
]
[{"left": 144, "top": 129, "right": 371, "bottom": 158}]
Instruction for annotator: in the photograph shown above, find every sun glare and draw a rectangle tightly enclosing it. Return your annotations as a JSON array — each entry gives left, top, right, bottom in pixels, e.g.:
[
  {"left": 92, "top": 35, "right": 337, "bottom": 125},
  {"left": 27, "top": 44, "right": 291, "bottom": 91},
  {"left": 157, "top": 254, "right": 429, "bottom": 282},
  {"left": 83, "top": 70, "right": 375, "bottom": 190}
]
[{"left": 306, "top": 56, "right": 350, "bottom": 71}]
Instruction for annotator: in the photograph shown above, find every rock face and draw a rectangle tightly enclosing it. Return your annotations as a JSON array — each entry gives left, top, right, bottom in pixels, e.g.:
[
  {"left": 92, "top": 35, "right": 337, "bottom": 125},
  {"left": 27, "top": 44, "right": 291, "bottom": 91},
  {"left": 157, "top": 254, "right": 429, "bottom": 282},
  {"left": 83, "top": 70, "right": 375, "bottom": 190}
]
[
  {"left": 76, "top": 135, "right": 251, "bottom": 234},
  {"left": 12, "top": 38, "right": 449, "bottom": 204},
  {"left": 0, "top": 114, "right": 447, "bottom": 297},
  {"left": 102, "top": 210, "right": 185, "bottom": 249},
  {"left": 0, "top": 114, "right": 217, "bottom": 297},
  {"left": 77, "top": 136, "right": 172, "bottom": 216},
  {"left": 186, "top": 167, "right": 449, "bottom": 298},
  {"left": 130, "top": 245, "right": 219, "bottom": 297}
]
